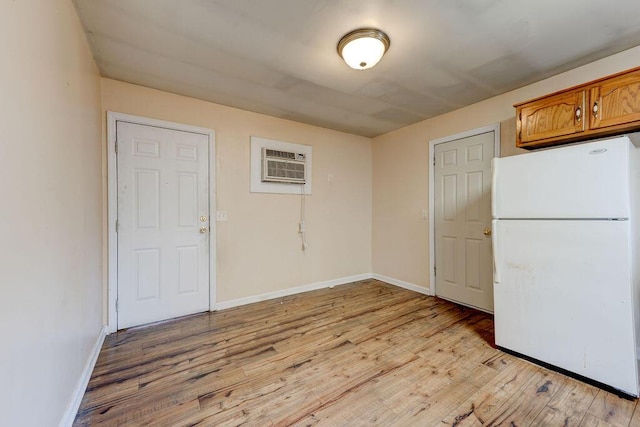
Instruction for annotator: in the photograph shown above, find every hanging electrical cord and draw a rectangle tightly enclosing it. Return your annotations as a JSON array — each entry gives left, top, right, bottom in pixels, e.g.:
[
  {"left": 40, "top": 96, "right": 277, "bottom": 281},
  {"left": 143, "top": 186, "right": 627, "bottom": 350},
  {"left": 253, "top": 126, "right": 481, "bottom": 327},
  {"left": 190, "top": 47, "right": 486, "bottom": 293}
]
[{"left": 299, "top": 184, "right": 308, "bottom": 251}]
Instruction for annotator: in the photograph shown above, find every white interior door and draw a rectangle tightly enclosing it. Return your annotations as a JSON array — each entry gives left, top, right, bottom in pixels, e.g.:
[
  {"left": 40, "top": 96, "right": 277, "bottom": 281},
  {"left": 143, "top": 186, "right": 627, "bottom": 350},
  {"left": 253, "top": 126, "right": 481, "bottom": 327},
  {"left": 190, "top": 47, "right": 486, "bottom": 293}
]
[
  {"left": 434, "top": 131, "right": 495, "bottom": 311},
  {"left": 117, "top": 121, "right": 210, "bottom": 329}
]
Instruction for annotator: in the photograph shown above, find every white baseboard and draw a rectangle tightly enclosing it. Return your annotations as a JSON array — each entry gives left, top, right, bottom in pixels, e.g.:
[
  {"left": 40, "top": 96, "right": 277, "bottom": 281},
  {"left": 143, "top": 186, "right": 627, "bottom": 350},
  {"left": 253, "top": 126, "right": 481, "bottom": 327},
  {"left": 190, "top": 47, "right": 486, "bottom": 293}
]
[
  {"left": 372, "top": 273, "right": 433, "bottom": 296},
  {"left": 59, "top": 325, "right": 107, "bottom": 427},
  {"left": 215, "top": 273, "right": 373, "bottom": 311}
]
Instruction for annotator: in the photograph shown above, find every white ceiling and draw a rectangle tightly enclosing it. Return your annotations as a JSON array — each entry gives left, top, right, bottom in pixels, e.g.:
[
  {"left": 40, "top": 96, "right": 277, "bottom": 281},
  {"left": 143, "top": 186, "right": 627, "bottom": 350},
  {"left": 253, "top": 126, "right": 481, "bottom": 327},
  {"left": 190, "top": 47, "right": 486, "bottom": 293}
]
[{"left": 74, "top": 0, "right": 640, "bottom": 137}]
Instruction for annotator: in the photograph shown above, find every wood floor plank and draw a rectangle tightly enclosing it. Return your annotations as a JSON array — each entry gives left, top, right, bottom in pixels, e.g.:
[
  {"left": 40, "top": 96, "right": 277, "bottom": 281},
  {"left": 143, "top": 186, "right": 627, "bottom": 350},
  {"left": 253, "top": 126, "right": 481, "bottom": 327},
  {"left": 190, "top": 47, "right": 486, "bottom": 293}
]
[
  {"left": 290, "top": 392, "right": 397, "bottom": 426},
  {"left": 628, "top": 400, "right": 640, "bottom": 427},
  {"left": 531, "top": 379, "right": 599, "bottom": 427},
  {"left": 438, "top": 358, "right": 535, "bottom": 425},
  {"left": 579, "top": 413, "right": 620, "bottom": 427},
  {"left": 388, "top": 376, "right": 485, "bottom": 425},
  {"left": 586, "top": 390, "right": 637, "bottom": 427},
  {"left": 74, "top": 280, "right": 638, "bottom": 426},
  {"left": 480, "top": 365, "right": 569, "bottom": 425}
]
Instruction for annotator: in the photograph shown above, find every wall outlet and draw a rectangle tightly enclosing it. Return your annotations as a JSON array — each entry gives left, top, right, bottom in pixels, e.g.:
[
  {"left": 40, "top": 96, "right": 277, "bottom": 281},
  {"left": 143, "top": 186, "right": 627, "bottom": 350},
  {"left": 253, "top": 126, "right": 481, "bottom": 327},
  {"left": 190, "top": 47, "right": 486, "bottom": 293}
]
[
  {"left": 421, "top": 210, "right": 428, "bottom": 220},
  {"left": 216, "top": 211, "right": 228, "bottom": 221}
]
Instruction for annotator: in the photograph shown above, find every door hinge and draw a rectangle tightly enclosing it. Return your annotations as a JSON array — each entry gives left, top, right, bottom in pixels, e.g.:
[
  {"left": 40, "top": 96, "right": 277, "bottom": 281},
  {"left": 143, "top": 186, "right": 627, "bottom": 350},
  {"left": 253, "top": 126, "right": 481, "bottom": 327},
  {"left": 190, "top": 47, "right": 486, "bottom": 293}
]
[
  {"left": 434, "top": 265, "right": 436, "bottom": 276},
  {"left": 433, "top": 155, "right": 436, "bottom": 166},
  {"left": 115, "top": 299, "right": 119, "bottom": 312},
  {"left": 115, "top": 220, "right": 119, "bottom": 233},
  {"left": 115, "top": 140, "right": 118, "bottom": 154}
]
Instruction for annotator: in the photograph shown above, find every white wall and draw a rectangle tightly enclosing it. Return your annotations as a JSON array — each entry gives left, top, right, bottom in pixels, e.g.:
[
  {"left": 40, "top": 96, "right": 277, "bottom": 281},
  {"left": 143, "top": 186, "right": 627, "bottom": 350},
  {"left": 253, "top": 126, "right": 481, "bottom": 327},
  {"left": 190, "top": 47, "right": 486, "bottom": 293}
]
[
  {"left": 372, "top": 45, "right": 640, "bottom": 289},
  {"left": 0, "top": 1, "right": 103, "bottom": 425}
]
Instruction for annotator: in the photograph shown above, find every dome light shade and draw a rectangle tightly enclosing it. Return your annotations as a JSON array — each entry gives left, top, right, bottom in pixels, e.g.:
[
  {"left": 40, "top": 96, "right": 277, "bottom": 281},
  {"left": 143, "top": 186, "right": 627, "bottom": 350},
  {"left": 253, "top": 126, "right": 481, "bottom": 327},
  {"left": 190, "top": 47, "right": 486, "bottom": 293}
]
[{"left": 337, "top": 28, "right": 390, "bottom": 70}]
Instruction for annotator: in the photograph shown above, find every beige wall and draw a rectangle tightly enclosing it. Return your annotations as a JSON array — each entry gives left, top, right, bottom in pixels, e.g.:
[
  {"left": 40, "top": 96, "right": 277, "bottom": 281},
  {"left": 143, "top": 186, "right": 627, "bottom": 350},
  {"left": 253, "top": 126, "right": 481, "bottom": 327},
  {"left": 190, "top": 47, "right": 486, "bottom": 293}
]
[
  {"left": 101, "top": 79, "right": 372, "bottom": 307},
  {"left": 0, "top": 1, "right": 103, "bottom": 426},
  {"left": 372, "top": 46, "right": 640, "bottom": 289}
]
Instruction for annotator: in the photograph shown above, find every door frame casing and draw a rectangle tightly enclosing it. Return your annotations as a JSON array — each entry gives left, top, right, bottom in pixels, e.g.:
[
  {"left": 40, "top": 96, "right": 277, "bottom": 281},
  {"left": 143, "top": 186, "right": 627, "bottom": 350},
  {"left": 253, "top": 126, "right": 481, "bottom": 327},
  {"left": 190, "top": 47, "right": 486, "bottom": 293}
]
[
  {"left": 106, "top": 111, "right": 217, "bottom": 333},
  {"left": 428, "top": 123, "right": 500, "bottom": 298}
]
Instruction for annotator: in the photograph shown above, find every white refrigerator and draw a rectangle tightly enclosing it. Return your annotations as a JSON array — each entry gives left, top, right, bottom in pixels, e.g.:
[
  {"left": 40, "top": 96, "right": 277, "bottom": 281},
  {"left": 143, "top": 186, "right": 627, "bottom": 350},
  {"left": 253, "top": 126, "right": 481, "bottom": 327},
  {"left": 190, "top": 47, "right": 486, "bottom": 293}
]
[{"left": 491, "top": 135, "right": 640, "bottom": 397}]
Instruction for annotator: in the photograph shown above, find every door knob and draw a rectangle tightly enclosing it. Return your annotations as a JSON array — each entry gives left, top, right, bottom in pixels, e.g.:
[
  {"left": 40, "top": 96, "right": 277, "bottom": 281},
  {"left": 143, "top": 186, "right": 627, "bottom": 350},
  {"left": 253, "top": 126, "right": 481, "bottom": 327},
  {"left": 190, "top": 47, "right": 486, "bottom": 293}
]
[
  {"left": 483, "top": 228, "right": 492, "bottom": 236},
  {"left": 200, "top": 227, "right": 208, "bottom": 234},
  {"left": 200, "top": 216, "right": 208, "bottom": 222}
]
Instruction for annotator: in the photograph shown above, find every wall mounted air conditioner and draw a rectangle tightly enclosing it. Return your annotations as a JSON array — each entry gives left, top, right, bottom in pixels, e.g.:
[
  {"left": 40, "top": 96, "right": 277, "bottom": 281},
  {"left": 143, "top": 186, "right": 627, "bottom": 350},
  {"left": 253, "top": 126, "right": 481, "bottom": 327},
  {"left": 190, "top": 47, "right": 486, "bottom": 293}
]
[{"left": 261, "top": 148, "right": 306, "bottom": 184}]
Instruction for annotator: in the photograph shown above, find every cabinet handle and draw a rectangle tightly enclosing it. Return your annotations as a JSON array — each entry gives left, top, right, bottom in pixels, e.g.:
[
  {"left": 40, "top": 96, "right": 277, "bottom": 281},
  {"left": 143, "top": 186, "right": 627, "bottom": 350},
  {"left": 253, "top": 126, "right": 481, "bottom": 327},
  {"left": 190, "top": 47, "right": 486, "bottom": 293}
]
[
  {"left": 592, "top": 101, "right": 599, "bottom": 118},
  {"left": 575, "top": 106, "right": 581, "bottom": 122}
]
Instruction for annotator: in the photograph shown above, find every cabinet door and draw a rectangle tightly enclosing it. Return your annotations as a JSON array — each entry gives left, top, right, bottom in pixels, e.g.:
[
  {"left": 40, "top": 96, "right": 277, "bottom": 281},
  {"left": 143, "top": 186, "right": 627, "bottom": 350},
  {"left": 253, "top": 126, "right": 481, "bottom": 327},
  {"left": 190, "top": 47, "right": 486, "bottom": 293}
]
[
  {"left": 590, "top": 68, "right": 640, "bottom": 130},
  {"left": 517, "top": 90, "right": 586, "bottom": 147}
]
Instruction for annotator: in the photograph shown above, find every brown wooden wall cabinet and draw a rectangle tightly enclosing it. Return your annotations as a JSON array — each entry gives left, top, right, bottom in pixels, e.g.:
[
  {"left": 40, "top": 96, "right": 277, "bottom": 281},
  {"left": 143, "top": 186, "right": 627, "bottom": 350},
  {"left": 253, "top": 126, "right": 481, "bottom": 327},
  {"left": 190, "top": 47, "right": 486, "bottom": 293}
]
[{"left": 515, "top": 67, "right": 640, "bottom": 149}]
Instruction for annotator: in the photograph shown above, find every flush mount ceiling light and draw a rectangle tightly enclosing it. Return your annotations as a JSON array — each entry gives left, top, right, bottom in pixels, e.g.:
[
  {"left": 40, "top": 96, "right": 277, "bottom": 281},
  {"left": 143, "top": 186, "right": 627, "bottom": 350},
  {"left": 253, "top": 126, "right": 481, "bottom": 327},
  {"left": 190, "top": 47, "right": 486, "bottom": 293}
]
[{"left": 337, "top": 28, "right": 390, "bottom": 70}]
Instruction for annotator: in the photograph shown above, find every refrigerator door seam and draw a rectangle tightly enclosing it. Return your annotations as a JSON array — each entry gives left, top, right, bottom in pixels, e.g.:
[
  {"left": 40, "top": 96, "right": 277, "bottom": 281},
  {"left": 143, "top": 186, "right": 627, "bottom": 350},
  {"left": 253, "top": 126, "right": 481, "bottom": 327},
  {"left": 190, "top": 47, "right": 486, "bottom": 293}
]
[{"left": 493, "top": 218, "right": 628, "bottom": 221}]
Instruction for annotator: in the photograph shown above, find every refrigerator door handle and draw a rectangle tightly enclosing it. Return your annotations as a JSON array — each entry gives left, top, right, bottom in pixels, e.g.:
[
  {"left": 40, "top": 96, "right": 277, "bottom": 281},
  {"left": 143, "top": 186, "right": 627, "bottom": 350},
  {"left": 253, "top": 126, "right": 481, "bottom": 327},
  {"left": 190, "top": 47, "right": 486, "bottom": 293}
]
[
  {"left": 492, "top": 219, "right": 500, "bottom": 283},
  {"left": 491, "top": 158, "right": 499, "bottom": 218}
]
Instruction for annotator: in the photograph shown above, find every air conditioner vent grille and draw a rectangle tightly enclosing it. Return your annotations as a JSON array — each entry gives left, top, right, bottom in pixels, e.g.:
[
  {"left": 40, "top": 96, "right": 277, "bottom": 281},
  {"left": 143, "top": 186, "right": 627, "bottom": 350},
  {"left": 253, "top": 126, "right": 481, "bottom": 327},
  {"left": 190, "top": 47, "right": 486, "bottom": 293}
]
[
  {"left": 266, "top": 149, "right": 294, "bottom": 159},
  {"left": 262, "top": 148, "right": 306, "bottom": 184}
]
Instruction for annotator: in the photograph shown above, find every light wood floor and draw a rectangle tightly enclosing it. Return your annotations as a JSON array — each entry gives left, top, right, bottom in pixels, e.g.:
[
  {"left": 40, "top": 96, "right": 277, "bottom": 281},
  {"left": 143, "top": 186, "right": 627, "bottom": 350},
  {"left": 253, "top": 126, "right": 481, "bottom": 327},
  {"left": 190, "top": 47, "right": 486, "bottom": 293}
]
[{"left": 74, "top": 280, "right": 640, "bottom": 426}]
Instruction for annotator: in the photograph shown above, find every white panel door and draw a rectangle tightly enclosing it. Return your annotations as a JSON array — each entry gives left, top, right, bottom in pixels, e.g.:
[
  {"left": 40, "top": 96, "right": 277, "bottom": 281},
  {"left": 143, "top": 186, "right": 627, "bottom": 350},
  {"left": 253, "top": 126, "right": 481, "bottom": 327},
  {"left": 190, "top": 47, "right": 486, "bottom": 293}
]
[
  {"left": 493, "top": 219, "right": 637, "bottom": 395},
  {"left": 117, "top": 121, "right": 210, "bottom": 329},
  {"left": 434, "top": 131, "right": 494, "bottom": 311}
]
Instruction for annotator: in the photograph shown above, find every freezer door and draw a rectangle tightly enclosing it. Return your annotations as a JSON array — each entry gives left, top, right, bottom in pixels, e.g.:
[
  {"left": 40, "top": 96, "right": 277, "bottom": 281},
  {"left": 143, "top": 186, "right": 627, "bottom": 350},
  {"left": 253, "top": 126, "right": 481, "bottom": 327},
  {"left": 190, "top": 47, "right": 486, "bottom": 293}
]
[
  {"left": 493, "top": 219, "right": 638, "bottom": 396},
  {"left": 492, "top": 137, "right": 632, "bottom": 219}
]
